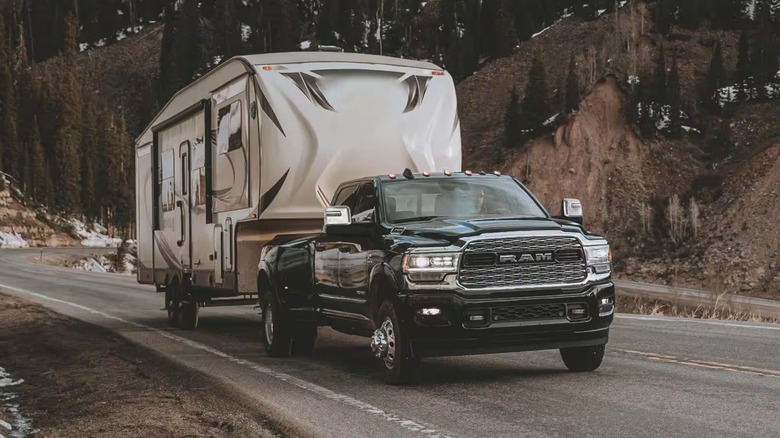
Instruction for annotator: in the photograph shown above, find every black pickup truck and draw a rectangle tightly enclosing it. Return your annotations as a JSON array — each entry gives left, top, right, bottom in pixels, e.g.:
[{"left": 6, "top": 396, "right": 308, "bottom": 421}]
[{"left": 257, "top": 170, "right": 615, "bottom": 384}]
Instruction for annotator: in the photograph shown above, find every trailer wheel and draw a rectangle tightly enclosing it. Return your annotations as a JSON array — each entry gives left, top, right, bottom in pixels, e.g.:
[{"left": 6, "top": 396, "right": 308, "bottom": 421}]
[
  {"left": 261, "top": 293, "right": 293, "bottom": 357},
  {"left": 166, "top": 284, "right": 181, "bottom": 328},
  {"left": 292, "top": 325, "right": 318, "bottom": 356},
  {"left": 180, "top": 301, "right": 199, "bottom": 330},
  {"left": 373, "top": 300, "right": 420, "bottom": 385}
]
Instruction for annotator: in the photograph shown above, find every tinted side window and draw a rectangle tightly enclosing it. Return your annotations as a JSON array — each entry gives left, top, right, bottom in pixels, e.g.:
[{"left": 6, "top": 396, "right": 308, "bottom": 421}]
[
  {"left": 352, "top": 183, "right": 376, "bottom": 223},
  {"left": 332, "top": 184, "right": 358, "bottom": 211}
]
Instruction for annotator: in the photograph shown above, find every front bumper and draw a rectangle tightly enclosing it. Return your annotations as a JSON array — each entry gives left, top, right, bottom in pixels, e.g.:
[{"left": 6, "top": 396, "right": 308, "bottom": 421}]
[{"left": 398, "top": 282, "right": 615, "bottom": 358}]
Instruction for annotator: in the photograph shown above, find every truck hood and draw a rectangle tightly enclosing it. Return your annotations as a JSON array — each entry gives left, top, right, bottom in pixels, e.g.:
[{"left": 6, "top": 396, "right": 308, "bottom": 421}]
[{"left": 386, "top": 217, "right": 586, "bottom": 249}]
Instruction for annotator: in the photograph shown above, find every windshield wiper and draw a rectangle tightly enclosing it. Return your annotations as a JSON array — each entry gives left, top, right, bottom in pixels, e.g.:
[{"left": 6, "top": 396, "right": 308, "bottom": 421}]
[{"left": 391, "top": 215, "right": 441, "bottom": 224}]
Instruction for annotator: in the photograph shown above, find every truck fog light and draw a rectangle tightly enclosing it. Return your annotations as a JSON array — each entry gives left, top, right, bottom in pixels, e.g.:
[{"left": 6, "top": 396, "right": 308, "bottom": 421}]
[
  {"left": 464, "top": 309, "right": 489, "bottom": 326},
  {"left": 469, "top": 315, "right": 484, "bottom": 321},
  {"left": 567, "top": 304, "right": 589, "bottom": 321},
  {"left": 599, "top": 297, "right": 615, "bottom": 316},
  {"left": 420, "top": 307, "right": 441, "bottom": 316}
]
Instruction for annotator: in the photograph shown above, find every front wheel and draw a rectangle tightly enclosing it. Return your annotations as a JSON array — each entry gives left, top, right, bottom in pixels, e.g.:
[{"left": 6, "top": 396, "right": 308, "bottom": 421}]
[
  {"left": 560, "top": 344, "right": 606, "bottom": 372},
  {"left": 180, "top": 301, "right": 199, "bottom": 330},
  {"left": 372, "top": 300, "right": 420, "bottom": 385}
]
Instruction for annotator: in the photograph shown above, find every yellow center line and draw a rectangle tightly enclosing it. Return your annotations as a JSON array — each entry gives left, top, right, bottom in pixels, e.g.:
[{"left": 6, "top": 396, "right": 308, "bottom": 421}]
[{"left": 614, "top": 349, "right": 780, "bottom": 379}]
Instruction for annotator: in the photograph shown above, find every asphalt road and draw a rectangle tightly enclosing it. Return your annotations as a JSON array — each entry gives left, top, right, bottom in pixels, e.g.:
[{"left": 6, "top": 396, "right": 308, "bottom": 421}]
[{"left": 1, "top": 248, "right": 779, "bottom": 438}]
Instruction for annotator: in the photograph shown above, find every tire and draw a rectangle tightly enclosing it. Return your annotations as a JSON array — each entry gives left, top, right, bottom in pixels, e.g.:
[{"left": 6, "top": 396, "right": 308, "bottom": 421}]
[
  {"left": 373, "top": 300, "right": 420, "bottom": 385},
  {"left": 560, "top": 344, "right": 606, "bottom": 372},
  {"left": 261, "top": 293, "right": 293, "bottom": 357},
  {"left": 180, "top": 301, "right": 199, "bottom": 330},
  {"left": 292, "top": 325, "right": 318, "bottom": 356},
  {"left": 166, "top": 284, "right": 181, "bottom": 328}
]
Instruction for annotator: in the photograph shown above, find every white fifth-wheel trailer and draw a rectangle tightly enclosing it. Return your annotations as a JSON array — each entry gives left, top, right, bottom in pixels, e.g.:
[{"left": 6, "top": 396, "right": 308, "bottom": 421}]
[{"left": 135, "top": 52, "right": 462, "bottom": 328}]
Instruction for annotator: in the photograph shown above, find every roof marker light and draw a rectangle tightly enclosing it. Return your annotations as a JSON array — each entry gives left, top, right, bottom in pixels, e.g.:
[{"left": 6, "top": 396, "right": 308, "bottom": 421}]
[
  {"left": 389, "top": 173, "right": 397, "bottom": 179},
  {"left": 464, "top": 170, "right": 473, "bottom": 176},
  {"left": 444, "top": 170, "right": 452, "bottom": 176},
  {"left": 493, "top": 171, "right": 501, "bottom": 176},
  {"left": 423, "top": 171, "right": 430, "bottom": 177},
  {"left": 262, "top": 65, "right": 272, "bottom": 71}
]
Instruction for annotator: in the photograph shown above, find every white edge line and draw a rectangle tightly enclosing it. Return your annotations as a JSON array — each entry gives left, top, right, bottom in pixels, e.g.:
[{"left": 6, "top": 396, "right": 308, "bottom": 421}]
[
  {"left": 0, "top": 284, "right": 453, "bottom": 438},
  {"left": 616, "top": 314, "right": 780, "bottom": 331}
]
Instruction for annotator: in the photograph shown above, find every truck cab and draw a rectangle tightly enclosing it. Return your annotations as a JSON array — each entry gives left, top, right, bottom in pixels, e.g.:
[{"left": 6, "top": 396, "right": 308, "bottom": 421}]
[{"left": 258, "top": 171, "right": 615, "bottom": 384}]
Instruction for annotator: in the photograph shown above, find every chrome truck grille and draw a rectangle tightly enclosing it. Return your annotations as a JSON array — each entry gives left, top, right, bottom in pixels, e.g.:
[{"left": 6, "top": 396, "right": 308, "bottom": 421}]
[{"left": 458, "top": 236, "right": 588, "bottom": 289}]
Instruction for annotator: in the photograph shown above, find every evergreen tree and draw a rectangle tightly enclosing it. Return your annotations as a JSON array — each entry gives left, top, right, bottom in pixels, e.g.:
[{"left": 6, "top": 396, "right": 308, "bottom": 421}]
[
  {"left": 338, "top": 0, "right": 369, "bottom": 52},
  {"left": 751, "top": 2, "right": 779, "bottom": 100},
  {"left": 81, "top": 97, "right": 99, "bottom": 219},
  {"left": 29, "top": 116, "right": 47, "bottom": 203},
  {"left": 654, "top": 45, "right": 668, "bottom": 104},
  {"left": 736, "top": 28, "right": 751, "bottom": 100},
  {"left": 0, "top": 19, "right": 19, "bottom": 179},
  {"left": 703, "top": 41, "right": 726, "bottom": 110},
  {"left": 565, "top": 53, "right": 580, "bottom": 114},
  {"left": 713, "top": 0, "right": 745, "bottom": 29},
  {"left": 174, "top": 0, "right": 209, "bottom": 87},
  {"left": 482, "top": 0, "right": 517, "bottom": 58},
  {"left": 158, "top": 2, "right": 178, "bottom": 103},
  {"left": 504, "top": 86, "right": 522, "bottom": 149},
  {"left": 52, "top": 12, "right": 82, "bottom": 214},
  {"left": 656, "top": 0, "right": 673, "bottom": 35},
  {"left": 667, "top": 54, "right": 682, "bottom": 138},
  {"left": 521, "top": 56, "right": 549, "bottom": 131},
  {"left": 678, "top": 0, "right": 701, "bottom": 29},
  {"left": 214, "top": 0, "right": 244, "bottom": 59}
]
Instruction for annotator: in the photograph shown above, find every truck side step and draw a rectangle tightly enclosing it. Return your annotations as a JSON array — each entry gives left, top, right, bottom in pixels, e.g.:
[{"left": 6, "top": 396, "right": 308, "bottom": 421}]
[{"left": 202, "top": 298, "right": 257, "bottom": 308}]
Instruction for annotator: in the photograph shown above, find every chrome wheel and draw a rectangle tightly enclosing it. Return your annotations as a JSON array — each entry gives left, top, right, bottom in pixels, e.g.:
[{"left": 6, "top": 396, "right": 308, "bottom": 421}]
[
  {"left": 264, "top": 306, "right": 274, "bottom": 345},
  {"left": 371, "top": 317, "right": 396, "bottom": 369}
]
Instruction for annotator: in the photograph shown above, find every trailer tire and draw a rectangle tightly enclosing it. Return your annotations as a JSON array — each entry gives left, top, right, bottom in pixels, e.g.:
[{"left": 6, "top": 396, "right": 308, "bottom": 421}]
[
  {"left": 180, "top": 301, "right": 199, "bottom": 330},
  {"left": 292, "top": 325, "right": 318, "bottom": 356},
  {"left": 261, "top": 293, "right": 293, "bottom": 357},
  {"left": 166, "top": 283, "right": 181, "bottom": 328}
]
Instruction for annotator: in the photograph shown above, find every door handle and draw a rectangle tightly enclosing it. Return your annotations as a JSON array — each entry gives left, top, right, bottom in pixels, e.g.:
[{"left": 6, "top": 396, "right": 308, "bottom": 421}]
[{"left": 177, "top": 200, "right": 185, "bottom": 246}]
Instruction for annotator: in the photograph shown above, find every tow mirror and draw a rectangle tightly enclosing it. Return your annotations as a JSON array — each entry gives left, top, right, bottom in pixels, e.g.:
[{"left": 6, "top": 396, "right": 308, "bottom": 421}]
[
  {"left": 324, "top": 206, "right": 351, "bottom": 226},
  {"left": 561, "top": 198, "right": 583, "bottom": 225}
]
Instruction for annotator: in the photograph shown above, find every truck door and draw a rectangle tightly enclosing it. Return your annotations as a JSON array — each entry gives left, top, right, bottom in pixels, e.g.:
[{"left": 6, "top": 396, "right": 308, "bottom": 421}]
[
  {"left": 315, "top": 183, "right": 359, "bottom": 317},
  {"left": 335, "top": 182, "right": 376, "bottom": 316}
]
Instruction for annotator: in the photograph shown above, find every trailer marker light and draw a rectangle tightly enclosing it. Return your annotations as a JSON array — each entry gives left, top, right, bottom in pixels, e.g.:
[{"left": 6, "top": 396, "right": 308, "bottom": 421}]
[
  {"left": 262, "top": 66, "right": 273, "bottom": 71},
  {"left": 432, "top": 70, "right": 444, "bottom": 76},
  {"left": 464, "top": 170, "right": 473, "bottom": 176}
]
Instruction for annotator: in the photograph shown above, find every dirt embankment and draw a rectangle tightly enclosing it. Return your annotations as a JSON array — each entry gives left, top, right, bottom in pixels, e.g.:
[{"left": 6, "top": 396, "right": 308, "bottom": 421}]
[
  {"left": 0, "top": 293, "right": 281, "bottom": 438},
  {"left": 0, "top": 187, "right": 76, "bottom": 247}
]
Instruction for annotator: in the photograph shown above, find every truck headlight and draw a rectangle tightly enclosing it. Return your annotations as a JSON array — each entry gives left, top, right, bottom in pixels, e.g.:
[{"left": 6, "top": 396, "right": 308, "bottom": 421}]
[
  {"left": 403, "top": 253, "right": 460, "bottom": 274},
  {"left": 584, "top": 245, "right": 611, "bottom": 274}
]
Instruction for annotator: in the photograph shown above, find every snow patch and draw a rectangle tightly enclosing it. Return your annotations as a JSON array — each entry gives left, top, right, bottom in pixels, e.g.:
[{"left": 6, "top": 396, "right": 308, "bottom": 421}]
[
  {"left": 299, "top": 40, "right": 311, "bottom": 50},
  {"left": 241, "top": 24, "right": 252, "bottom": 42},
  {"left": 70, "top": 219, "right": 122, "bottom": 248},
  {"left": 0, "top": 232, "right": 29, "bottom": 249},
  {"left": 0, "top": 367, "right": 31, "bottom": 438}
]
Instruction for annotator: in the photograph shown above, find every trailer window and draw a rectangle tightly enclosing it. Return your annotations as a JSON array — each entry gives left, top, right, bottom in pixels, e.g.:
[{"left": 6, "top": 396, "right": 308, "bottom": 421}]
[
  {"left": 191, "top": 138, "right": 207, "bottom": 207},
  {"left": 217, "top": 101, "right": 243, "bottom": 155},
  {"left": 160, "top": 149, "right": 175, "bottom": 213}
]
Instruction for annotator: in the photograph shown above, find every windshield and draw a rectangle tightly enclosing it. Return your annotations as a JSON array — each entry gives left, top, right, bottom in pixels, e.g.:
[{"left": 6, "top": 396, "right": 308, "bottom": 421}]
[{"left": 381, "top": 177, "right": 547, "bottom": 224}]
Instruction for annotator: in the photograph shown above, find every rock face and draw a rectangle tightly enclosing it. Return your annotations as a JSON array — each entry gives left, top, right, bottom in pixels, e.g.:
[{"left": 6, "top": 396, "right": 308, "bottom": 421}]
[
  {"left": 502, "top": 76, "right": 646, "bottom": 234},
  {"left": 0, "top": 187, "right": 76, "bottom": 247}
]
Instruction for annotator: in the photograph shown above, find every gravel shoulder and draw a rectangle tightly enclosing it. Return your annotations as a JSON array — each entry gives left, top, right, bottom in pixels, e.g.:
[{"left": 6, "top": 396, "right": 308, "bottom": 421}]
[{"left": 0, "top": 293, "right": 285, "bottom": 438}]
